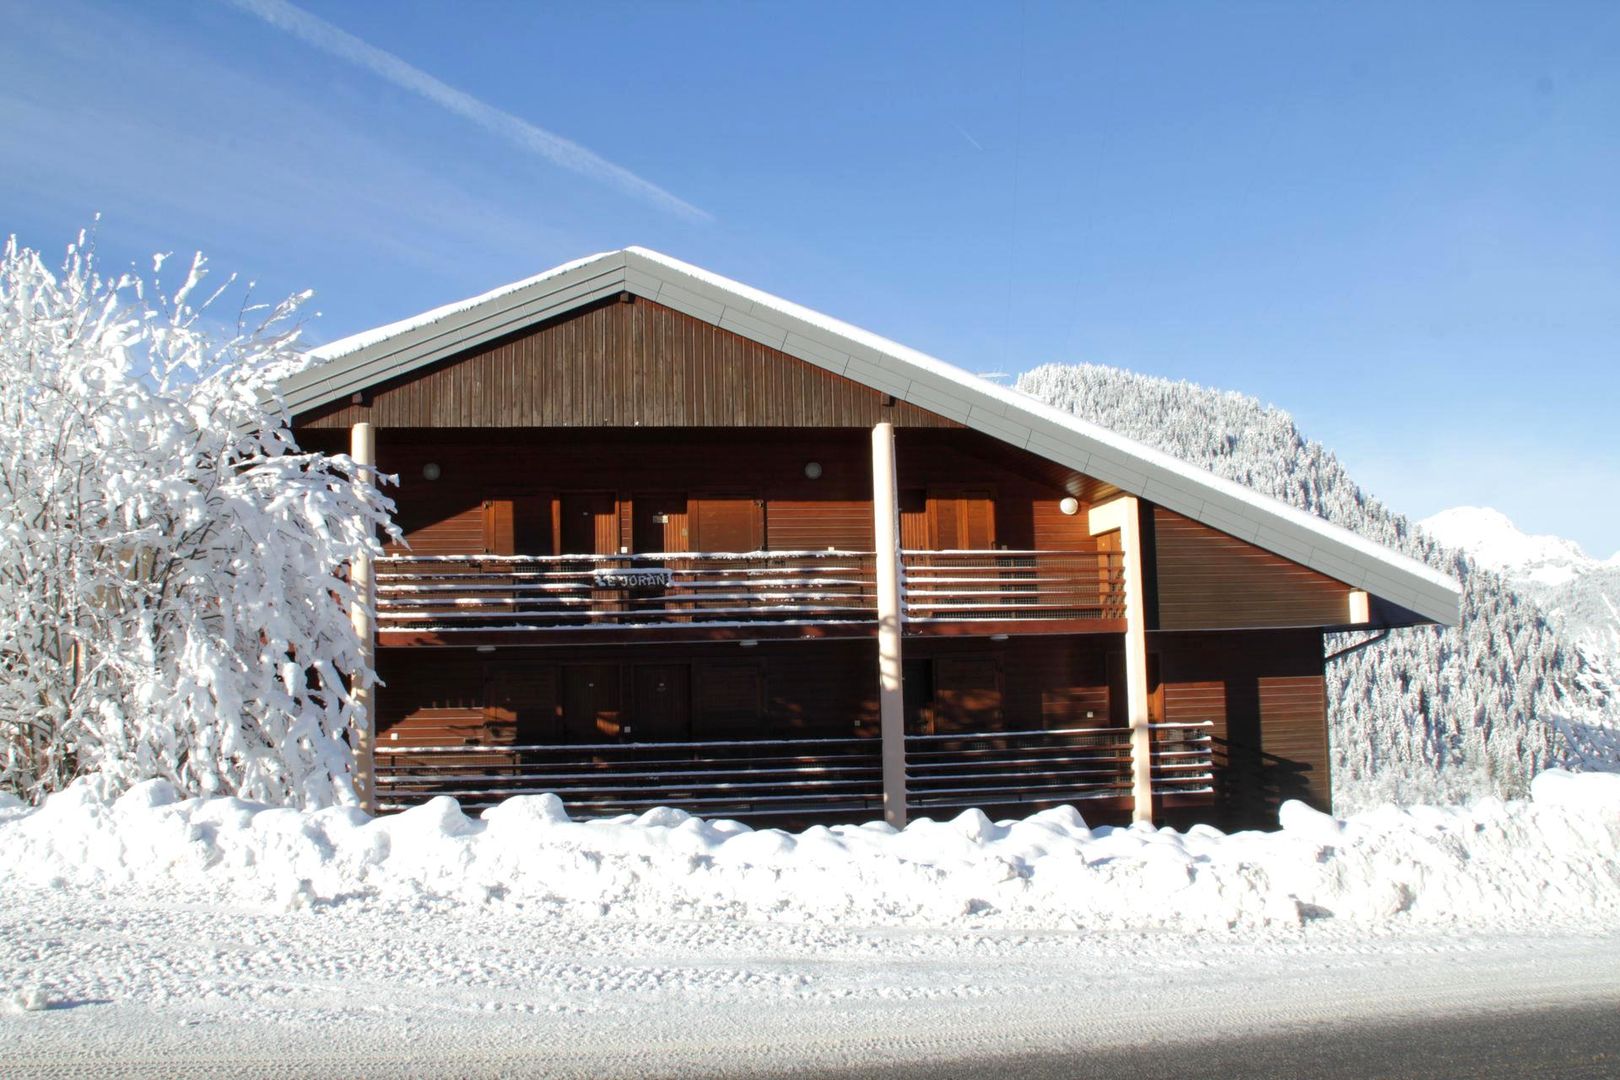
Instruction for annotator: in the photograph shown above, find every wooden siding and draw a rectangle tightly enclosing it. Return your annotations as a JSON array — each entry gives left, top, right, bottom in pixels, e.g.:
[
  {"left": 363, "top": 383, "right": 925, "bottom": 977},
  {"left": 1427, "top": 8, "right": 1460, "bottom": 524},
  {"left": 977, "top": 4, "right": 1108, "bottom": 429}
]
[
  {"left": 1151, "top": 507, "right": 1352, "bottom": 631},
  {"left": 320, "top": 429, "right": 1110, "bottom": 563},
  {"left": 1153, "top": 628, "right": 1329, "bottom": 823},
  {"left": 296, "top": 298, "right": 954, "bottom": 430},
  {"left": 766, "top": 500, "right": 873, "bottom": 550}
]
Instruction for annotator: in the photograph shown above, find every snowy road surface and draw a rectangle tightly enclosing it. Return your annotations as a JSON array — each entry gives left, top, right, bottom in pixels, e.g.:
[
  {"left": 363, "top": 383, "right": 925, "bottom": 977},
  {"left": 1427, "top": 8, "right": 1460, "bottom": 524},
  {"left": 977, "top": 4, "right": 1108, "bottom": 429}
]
[
  {"left": 2, "top": 771, "right": 1619, "bottom": 1076},
  {"left": 2, "top": 885, "right": 1618, "bottom": 1078}
]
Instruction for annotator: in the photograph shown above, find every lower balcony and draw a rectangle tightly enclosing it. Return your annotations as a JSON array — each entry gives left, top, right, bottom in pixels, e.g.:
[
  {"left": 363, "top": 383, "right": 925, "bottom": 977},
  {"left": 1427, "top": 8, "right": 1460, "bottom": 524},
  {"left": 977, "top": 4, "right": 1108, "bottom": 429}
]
[
  {"left": 375, "top": 549, "right": 1126, "bottom": 646},
  {"left": 371, "top": 724, "right": 1213, "bottom": 822}
]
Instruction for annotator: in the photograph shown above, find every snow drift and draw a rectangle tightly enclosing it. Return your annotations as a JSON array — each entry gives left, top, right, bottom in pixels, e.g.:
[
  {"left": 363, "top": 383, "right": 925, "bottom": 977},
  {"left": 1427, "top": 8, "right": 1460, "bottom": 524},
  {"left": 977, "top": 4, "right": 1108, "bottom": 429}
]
[{"left": 2, "top": 775, "right": 1616, "bottom": 934}]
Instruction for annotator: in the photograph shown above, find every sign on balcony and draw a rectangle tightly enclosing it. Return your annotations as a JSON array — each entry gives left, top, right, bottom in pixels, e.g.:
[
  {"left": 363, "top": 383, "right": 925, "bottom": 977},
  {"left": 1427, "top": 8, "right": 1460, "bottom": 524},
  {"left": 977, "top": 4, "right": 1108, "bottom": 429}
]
[{"left": 591, "top": 568, "right": 673, "bottom": 590}]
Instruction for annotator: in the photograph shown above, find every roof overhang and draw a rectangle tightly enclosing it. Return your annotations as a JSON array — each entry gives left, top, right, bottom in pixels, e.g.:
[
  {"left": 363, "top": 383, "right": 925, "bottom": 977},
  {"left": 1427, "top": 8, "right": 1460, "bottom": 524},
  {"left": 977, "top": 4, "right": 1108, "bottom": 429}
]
[{"left": 280, "top": 248, "right": 1462, "bottom": 626}]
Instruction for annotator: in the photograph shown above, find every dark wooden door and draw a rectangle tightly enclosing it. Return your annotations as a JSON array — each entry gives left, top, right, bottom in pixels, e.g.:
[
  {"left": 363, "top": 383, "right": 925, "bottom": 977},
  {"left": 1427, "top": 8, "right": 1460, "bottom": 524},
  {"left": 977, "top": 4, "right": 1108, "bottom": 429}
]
[
  {"left": 902, "top": 658, "right": 935, "bottom": 735},
  {"left": 562, "top": 664, "right": 622, "bottom": 742},
  {"left": 633, "top": 493, "right": 689, "bottom": 553},
  {"left": 482, "top": 495, "right": 551, "bottom": 555},
  {"left": 933, "top": 656, "right": 1002, "bottom": 733},
  {"left": 630, "top": 664, "right": 690, "bottom": 741},
  {"left": 561, "top": 492, "right": 618, "bottom": 555},
  {"left": 487, "top": 663, "right": 560, "bottom": 743}
]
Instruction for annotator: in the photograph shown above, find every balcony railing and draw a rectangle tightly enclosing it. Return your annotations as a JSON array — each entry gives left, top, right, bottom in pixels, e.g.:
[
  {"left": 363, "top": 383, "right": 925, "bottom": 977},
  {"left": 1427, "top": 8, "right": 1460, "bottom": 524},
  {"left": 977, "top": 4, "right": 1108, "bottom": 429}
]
[
  {"left": 906, "top": 726, "right": 1135, "bottom": 811},
  {"left": 376, "top": 550, "right": 877, "bottom": 634},
  {"left": 901, "top": 550, "right": 1125, "bottom": 623},
  {"left": 375, "top": 549, "right": 1124, "bottom": 638},
  {"left": 374, "top": 726, "right": 1140, "bottom": 819},
  {"left": 1149, "top": 721, "right": 1216, "bottom": 798},
  {"left": 375, "top": 735, "right": 883, "bottom": 817}
]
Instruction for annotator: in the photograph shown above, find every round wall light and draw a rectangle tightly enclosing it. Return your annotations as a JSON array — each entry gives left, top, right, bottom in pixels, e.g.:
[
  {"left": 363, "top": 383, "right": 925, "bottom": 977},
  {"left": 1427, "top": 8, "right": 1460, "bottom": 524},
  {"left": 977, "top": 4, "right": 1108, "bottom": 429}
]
[
  {"left": 422, "top": 462, "right": 442, "bottom": 481},
  {"left": 1059, "top": 496, "right": 1080, "bottom": 516},
  {"left": 804, "top": 462, "right": 823, "bottom": 480}
]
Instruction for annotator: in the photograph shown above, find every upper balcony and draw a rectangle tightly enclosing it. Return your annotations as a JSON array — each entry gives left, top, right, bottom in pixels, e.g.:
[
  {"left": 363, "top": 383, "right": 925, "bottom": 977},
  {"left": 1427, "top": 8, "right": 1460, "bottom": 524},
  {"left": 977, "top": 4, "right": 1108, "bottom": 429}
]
[{"left": 375, "top": 548, "right": 1126, "bottom": 646}]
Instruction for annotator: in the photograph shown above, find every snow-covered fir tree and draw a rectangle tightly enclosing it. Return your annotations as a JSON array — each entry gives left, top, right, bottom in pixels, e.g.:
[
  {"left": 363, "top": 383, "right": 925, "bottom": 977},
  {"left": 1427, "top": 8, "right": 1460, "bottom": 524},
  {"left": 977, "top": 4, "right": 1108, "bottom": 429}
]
[
  {"left": 1019, "top": 363, "right": 1620, "bottom": 810},
  {"left": 0, "top": 234, "right": 393, "bottom": 808}
]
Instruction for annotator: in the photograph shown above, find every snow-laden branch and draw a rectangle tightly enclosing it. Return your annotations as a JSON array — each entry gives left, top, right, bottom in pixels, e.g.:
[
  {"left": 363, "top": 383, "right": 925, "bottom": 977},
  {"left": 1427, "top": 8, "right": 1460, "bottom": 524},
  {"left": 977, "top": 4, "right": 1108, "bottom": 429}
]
[{"left": 0, "top": 232, "right": 395, "bottom": 809}]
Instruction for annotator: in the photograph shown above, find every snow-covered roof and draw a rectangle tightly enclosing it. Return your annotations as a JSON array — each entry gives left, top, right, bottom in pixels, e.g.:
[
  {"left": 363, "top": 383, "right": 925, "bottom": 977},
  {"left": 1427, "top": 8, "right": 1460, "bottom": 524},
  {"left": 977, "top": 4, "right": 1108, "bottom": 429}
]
[{"left": 282, "top": 248, "right": 1461, "bottom": 625}]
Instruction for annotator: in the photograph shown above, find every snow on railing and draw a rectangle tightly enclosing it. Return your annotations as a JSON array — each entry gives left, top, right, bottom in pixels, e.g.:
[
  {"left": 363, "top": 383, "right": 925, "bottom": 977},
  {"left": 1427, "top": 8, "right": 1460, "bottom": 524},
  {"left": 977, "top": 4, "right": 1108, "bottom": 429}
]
[
  {"left": 901, "top": 549, "right": 1126, "bottom": 623},
  {"left": 1148, "top": 721, "right": 1216, "bottom": 797}
]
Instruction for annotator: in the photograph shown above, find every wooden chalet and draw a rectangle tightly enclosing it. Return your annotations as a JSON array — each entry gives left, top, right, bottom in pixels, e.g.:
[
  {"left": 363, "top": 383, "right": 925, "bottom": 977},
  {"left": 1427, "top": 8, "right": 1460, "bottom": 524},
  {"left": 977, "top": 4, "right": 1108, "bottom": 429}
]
[{"left": 284, "top": 249, "right": 1460, "bottom": 830}]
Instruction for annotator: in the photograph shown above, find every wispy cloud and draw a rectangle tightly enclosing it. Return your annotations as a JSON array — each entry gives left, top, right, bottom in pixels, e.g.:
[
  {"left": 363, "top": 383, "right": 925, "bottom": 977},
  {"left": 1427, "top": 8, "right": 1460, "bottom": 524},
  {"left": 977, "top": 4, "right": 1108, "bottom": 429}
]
[{"left": 217, "top": 0, "right": 711, "bottom": 223}]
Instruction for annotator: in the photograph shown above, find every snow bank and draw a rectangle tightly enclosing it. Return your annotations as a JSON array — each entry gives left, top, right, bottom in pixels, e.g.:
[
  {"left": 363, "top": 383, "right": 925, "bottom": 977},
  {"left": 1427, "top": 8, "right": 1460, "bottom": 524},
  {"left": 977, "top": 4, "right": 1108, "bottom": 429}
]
[{"left": 2, "top": 773, "right": 1617, "bottom": 933}]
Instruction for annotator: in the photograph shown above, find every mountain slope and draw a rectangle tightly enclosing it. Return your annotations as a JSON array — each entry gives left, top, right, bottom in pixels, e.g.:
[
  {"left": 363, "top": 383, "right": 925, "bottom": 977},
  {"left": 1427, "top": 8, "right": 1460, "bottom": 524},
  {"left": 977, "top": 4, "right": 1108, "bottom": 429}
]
[
  {"left": 1421, "top": 507, "right": 1620, "bottom": 662},
  {"left": 1017, "top": 363, "right": 1620, "bottom": 811}
]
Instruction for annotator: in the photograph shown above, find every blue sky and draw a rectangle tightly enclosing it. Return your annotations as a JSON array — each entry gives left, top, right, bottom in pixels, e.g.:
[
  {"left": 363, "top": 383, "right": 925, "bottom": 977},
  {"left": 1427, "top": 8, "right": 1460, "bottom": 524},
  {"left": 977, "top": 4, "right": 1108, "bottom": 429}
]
[{"left": 4, "top": 1, "right": 1617, "bottom": 556}]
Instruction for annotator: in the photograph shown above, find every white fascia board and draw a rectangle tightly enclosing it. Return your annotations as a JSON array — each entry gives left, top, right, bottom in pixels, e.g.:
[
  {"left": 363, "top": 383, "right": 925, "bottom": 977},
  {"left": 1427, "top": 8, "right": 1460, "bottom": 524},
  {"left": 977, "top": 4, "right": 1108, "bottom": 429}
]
[
  {"left": 965, "top": 407, "right": 1033, "bottom": 447},
  {"left": 718, "top": 306, "right": 789, "bottom": 348},
  {"left": 902, "top": 382, "right": 975, "bottom": 424},
  {"left": 841, "top": 355, "right": 913, "bottom": 400},
  {"left": 650, "top": 279, "right": 727, "bottom": 322},
  {"left": 779, "top": 332, "right": 851, "bottom": 376}
]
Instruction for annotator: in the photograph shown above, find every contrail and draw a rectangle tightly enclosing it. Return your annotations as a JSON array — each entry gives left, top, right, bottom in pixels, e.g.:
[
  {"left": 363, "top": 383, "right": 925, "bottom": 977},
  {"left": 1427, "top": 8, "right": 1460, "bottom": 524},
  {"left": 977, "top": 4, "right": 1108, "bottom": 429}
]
[{"left": 218, "top": 0, "right": 711, "bottom": 223}]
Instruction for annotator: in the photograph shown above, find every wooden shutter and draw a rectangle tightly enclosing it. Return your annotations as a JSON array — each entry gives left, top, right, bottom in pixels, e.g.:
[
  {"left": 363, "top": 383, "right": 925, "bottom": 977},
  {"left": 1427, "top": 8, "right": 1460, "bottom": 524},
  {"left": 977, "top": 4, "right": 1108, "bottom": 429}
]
[{"left": 691, "top": 496, "right": 764, "bottom": 552}]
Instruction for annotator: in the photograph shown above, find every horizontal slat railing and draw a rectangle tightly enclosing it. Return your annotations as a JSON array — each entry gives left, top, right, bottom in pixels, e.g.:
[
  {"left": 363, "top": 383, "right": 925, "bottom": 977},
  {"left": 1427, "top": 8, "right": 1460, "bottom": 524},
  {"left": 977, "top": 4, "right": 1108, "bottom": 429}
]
[
  {"left": 375, "top": 736, "right": 884, "bottom": 818},
  {"left": 376, "top": 548, "right": 1125, "bottom": 634},
  {"left": 904, "top": 726, "right": 1135, "bottom": 810},
  {"left": 376, "top": 551, "right": 877, "bottom": 633},
  {"left": 1148, "top": 721, "right": 1216, "bottom": 797},
  {"left": 901, "top": 550, "right": 1126, "bottom": 623}
]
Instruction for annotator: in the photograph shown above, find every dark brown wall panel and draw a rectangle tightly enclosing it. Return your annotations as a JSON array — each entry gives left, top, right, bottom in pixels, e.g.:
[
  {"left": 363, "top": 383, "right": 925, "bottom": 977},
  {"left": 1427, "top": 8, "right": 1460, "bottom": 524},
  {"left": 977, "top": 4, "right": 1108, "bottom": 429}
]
[
  {"left": 296, "top": 299, "right": 955, "bottom": 431},
  {"left": 1152, "top": 508, "right": 1351, "bottom": 631},
  {"left": 1154, "top": 629, "right": 1328, "bottom": 823}
]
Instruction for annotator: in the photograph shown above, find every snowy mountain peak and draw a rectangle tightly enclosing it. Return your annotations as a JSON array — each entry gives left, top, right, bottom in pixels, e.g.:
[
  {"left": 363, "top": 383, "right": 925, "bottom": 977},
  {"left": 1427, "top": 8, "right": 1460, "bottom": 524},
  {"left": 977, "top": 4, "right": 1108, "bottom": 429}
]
[{"left": 1419, "top": 506, "right": 1594, "bottom": 587}]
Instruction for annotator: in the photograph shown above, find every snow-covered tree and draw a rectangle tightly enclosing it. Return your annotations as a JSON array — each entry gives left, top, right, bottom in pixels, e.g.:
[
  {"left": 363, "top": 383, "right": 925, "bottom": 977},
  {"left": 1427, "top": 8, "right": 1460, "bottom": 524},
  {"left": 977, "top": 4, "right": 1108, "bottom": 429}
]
[{"left": 0, "top": 232, "right": 392, "bottom": 808}]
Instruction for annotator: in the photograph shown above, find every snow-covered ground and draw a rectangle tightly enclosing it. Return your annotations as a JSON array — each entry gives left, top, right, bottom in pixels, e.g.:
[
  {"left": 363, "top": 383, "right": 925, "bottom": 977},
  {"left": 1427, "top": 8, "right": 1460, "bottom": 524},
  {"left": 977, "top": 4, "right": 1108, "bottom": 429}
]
[{"left": 3, "top": 773, "right": 1619, "bottom": 1077}]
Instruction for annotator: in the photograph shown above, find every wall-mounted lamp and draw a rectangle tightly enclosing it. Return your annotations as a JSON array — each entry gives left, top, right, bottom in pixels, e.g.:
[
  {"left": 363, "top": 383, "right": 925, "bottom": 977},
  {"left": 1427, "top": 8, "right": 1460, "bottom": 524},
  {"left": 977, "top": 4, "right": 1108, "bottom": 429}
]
[
  {"left": 803, "top": 462, "right": 823, "bottom": 480},
  {"left": 739, "top": 639, "right": 759, "bottom": 648},
  {"left": 1058, "top": 496, "right": 1079, "bottom": 516},
  {"left": 475, "top": 644, "right": 496, "bottom": 654},
  {"left": 990, "top": 633, "right": 1009, "bottom": 642},
  {"left": 422, "top": 462, "right": 442, "bottom": 481}
]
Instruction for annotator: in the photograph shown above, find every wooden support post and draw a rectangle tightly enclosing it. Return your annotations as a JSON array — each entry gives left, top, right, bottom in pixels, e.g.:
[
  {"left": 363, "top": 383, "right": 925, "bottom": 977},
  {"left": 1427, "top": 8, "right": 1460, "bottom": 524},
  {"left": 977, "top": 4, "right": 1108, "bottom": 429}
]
[
  {"left": 1089, "top": 496, "right": 1153, "bottom": 826},
  {"left": 871, "top": 421, "right": 908, "bottom": 830},
  {"left": 349, "top": 421, "right": 378, "bottom": 815}
]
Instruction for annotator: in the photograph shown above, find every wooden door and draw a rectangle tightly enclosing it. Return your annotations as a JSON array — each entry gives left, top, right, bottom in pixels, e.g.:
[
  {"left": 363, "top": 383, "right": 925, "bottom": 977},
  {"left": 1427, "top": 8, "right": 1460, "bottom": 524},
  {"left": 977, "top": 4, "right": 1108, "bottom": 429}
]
[
  {"left": 561, "top": 492, "right": 618, "bottom": 555},
  {"left": 630, "top": 664, "right": 691, "bottom": 741},
  {"left": 512, "top": 494, "right": 552, "bottom": 555},
  {"left": 933, "top": 656, "right": 1002, "bottom": 734},
  {"left": 693, "top": 661, "right": 764, "bottom": 737},
  {"left": 633, "top": 493, "right": 689, "bottom": 553},
  {"left": 486, "top": 663, "right": 560, "bottom": 743},
  {"left": 562, "top": 664, "right": 622, "bottom": 742},
  {"left": 902, "top": 658, "right": 935, "bottom": 735},
  {"left": 928, "top": 489, "right": 995, "bottom": 550}
]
